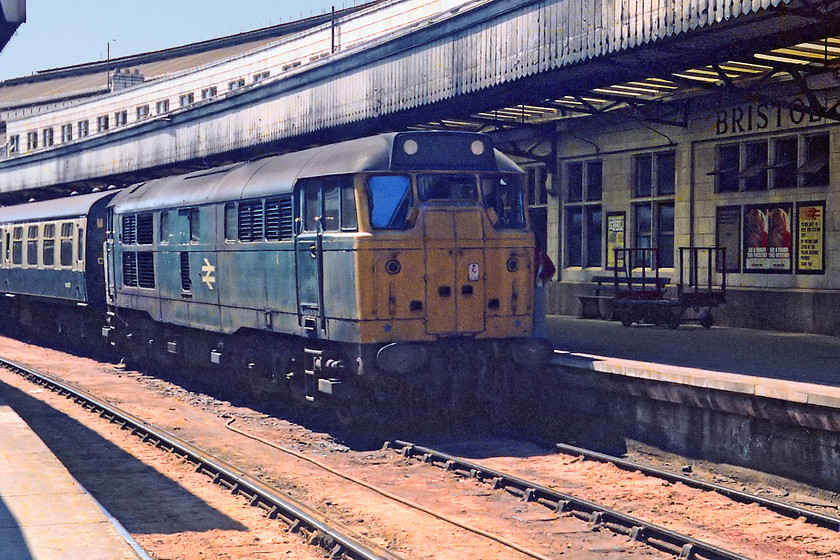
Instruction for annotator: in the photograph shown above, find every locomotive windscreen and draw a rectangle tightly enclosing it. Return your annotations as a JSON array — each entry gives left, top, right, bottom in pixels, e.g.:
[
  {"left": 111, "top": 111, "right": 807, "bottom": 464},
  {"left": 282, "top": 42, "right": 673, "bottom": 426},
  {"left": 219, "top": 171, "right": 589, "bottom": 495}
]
[{"left": 390, "top": 132, "right": 496, "bottom": 171}]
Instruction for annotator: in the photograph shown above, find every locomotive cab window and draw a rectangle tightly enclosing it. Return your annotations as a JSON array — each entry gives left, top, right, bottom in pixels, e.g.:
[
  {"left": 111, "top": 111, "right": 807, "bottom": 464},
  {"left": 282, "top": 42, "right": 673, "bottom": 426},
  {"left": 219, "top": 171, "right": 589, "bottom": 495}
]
[
  {"left": 367, "top": 175, "right": 412, "bottom": 230},
  {"left": 483, "top": 175, "right": 526, "bottom": 229},
  {"left": 417, "top": 173, "right": 477, "bottom": 201},
  {"left": 298, "top": 176, "right": 357, "bottom": 233}
]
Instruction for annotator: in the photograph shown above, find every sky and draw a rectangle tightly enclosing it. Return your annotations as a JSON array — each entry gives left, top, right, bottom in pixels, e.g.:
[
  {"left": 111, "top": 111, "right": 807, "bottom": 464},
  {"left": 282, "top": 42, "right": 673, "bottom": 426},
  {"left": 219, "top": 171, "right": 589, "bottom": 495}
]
[{"left": 0, "top": 0, "right": 355, "bottom": 81}]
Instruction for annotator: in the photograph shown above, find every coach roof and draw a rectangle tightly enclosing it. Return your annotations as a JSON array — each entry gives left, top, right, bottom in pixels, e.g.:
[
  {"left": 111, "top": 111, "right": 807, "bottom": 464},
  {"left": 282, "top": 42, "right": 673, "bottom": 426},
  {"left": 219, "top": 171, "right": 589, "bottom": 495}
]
[{"left": 0, "top": 191, "right": 116, "bottom": 224}]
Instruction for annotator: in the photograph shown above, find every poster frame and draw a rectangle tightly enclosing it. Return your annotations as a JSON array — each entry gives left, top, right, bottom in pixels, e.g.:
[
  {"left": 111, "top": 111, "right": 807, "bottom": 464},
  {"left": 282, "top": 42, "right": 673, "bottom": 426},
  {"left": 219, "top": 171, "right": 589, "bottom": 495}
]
[
  {"left": 795, "top": 200, "right": 826, "bottom": 275},
  {"left": 742, "top": 203, "right": 793, "bottom": 274}
]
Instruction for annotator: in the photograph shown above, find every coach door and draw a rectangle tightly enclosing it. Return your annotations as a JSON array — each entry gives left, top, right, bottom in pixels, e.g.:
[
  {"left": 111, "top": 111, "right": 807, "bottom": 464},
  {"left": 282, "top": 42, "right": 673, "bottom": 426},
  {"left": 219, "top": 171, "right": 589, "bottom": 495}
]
[
  {"left": 294, "top": 181, "right": 325, "bottom": 335},
  {"left": 423, "top": 208, "right": 486, "bottom": 335}
]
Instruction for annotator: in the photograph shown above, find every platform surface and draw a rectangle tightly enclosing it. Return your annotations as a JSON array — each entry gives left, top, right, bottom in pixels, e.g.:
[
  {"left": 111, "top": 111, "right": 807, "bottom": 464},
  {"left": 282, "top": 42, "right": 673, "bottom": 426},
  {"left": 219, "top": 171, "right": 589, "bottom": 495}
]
[
  {"left": 546, "top": 314, "right": 840, "bottom": 408},
  {"left": 0, "top": 394, "right": 146, "bottom": 560}
]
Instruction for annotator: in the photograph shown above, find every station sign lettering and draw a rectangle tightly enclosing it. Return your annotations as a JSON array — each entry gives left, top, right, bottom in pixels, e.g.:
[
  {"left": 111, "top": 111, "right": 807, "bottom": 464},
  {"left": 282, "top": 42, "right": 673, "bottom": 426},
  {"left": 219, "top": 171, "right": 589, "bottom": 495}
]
[{"left": 715, "top": 99, "right": 823, "bottom": 136}]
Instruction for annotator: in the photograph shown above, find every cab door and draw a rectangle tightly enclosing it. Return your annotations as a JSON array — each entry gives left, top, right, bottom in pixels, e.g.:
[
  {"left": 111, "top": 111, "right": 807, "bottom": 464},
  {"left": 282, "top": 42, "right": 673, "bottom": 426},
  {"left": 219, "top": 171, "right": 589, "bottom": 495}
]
[{"left": 294, "top": 181, "right": 325, "bottom": 335}]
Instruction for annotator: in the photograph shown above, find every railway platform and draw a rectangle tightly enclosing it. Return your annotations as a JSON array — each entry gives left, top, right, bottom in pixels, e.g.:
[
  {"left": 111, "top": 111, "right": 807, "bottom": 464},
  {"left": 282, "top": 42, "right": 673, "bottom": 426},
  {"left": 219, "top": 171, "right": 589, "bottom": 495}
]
[
  {"left": 545, "top": 314, "right": 840, "bottom": 387},
  {"left": 0, "top": 390, "right": 150, "bottom": 560}
]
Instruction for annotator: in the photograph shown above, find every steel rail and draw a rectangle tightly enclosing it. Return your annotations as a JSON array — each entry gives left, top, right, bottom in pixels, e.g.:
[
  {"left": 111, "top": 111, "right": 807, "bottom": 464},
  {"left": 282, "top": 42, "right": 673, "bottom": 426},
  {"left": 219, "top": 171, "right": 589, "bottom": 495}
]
[
  {"left": 388, "top": 440, "right": 754, "bottom": 560},
  {"left": 554, "top": 442, "right": 840, "bottom": 532},
  {"left": 0, "top": 358, "right": 401, "bottom": 560}
]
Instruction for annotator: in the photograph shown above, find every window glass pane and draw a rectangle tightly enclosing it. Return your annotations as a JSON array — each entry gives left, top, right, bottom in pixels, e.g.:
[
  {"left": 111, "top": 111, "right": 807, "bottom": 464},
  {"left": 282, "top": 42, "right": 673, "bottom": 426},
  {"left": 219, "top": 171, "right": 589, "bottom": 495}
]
[
  {"left": 586, "top": 161, "right": 602, "bottom": 201},
  {"left": 322, "top": 180, "right": 340, "bottom": 232},
  {"left": 658, "top": 203, "right": 675, "bottom": 268},
  {"left": 803, "top": 134, "right": 830, "bottom": 187},
  {"left": 743, "top": 141, "right": 768, "bottom": 191},
  {"left": 483, "top": 175, "right": 526, "bottom": 229},
  {"left": 565, "top": 207, "right": 583, "bottom": 267},
  {"left": 305, "top": 183, "right": 320, "bottom": 232},
  {"left": 586, "top": 207, "right": 602, "bottom": 267},
  {"left": 773, "top": 138, "right": 798, "bottom": 189},
  {"left": 367, "top": 175, "right": 412, "bottom": 229},
  {"left": 716, "top": 145, "right": 739, "bottom": 192},
  {"left": 417, "top": 174, "right": 477, "bottom": 201},
  {"left": 160, "top": 211, "right": 171, "bottom": 244},
  {"left": 27, "top": 225, "right": 38, "bottom": 265},
  {"left": 60, "top": 223, "right": 73, "bottom": 266},
  {"left": 657, "top": 151, "right": 676, "bottom": 195},
  {"left": 635, "top": 154, "right": 652, "bottom": 197},
  {"left": 340, "top": 180, "right": 358, "bottom": 231},
  {"left": 12, "top": 227, "right": 22, "bottom": 265},
  {"left": 189, "top": 208, "right": 200, "bottom": 242},
  {"left": 43, "top": 224, "right": 55, "bottom": 266},
  {"left": 77, "top": 229, "right": 84, "bottom": 262},
  {"left": 567, "top": 162, "right": 583, "bottom": 202}
]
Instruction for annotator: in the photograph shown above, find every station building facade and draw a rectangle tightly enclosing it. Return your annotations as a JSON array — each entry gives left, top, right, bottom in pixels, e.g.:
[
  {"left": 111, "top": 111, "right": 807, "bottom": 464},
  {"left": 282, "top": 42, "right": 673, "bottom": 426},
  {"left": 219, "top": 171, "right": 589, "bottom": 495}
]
[{"left": 535, "top": 83, "right": 840, "bottom": 335}]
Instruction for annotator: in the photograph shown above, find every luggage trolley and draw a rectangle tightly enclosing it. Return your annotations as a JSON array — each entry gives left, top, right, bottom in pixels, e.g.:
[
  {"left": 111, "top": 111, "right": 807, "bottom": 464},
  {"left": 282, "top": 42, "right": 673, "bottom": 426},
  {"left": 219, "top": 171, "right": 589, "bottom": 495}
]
[
  {"left": 610, "top": 248, "right": 679, "bottom": 328},
  {"left": 610, "top": 247, "right": 726, "bottom": 329},
  {"left": 676, "top": 246, "right": 727, "bottom": 328}
]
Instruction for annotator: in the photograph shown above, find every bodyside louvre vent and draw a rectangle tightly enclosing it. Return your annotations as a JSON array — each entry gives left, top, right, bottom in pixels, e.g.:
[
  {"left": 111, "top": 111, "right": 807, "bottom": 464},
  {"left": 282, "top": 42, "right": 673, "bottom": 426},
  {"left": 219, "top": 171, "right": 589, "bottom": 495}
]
[
  {"left": 265, "top": 196, "right": 293, "bottom": 240},
  {"left": 137, "top": 213, "right": 154, "bottom": 245},
  {"left": 180, "top": 252, "right": 191, "bottom": 292},
  {"left": 137, "top": 252, "right": 155, "bottom": 288},
  {"left": 238, "top": 200, "right": 264, "bottom": 242},
  {"left": 122, "top": 252, "right": 137, "bottom": 287},
  {"left": 122, "top": 214, "right": 137, "bottom": 244}
]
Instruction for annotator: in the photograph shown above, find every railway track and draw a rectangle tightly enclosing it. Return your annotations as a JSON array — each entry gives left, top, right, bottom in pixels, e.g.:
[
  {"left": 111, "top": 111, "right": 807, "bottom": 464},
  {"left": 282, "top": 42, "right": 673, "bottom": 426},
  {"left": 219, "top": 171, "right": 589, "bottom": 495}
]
[
  {"left": 0, "top": 357, "right": 401, "bottom": 560},
  {"left": 3, "top": 344, "right": 837, "bottom": 560},
  {"left": 388, "top": 440, "right": 781, "bottom": 560},
  {"left": 553, "top": 442, "right": 840, "bottom": 532}
]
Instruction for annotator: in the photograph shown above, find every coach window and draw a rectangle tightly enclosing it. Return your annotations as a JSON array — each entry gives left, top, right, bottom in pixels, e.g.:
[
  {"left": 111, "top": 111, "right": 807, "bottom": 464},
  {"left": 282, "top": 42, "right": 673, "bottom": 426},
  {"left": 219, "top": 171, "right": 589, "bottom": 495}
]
[
  {"left": 565, "top": 160, "right": 603, "bottom": 268},
  {"left": 26, "top": 225, "right": 38, "bottom": 266},
  {"left": 43, "top": 224, "right": 55, "bottom": 266},
  {"left": 77, "top": 227, "right": 85, "bottom": 263},
  {"left": 12, "top": 227, "right": 23, "bottom": 265},
  {"left": 367, "top": 175, "right": 412, "bottom": 230},
  {"left": 60, "top": 223, "right": 73, "bottom": 266}
]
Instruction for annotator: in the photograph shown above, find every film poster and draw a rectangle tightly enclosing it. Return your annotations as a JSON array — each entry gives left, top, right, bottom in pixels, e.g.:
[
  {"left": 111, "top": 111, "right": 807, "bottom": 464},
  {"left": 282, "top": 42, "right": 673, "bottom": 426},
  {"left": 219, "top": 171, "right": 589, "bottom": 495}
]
[
  {"left": 797, "top": 202, "right": 825, "bottom": 274},
  {"left": 743, "top": 204, "right": 792, "bottom": 272}
]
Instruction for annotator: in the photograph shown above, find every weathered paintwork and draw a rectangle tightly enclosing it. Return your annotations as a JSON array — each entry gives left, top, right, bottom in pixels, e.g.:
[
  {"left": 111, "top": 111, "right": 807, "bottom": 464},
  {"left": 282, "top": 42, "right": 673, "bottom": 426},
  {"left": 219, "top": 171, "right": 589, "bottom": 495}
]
[{"left": 108, "top": 131, "right": 533, "bottom": 345}]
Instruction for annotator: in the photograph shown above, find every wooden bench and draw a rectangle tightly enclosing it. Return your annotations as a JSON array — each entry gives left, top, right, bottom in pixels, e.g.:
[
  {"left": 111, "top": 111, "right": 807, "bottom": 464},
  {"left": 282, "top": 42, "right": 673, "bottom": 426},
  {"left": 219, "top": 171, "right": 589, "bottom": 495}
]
[{"left": 578, "top": 275, "right": 671, "bottom": 319}]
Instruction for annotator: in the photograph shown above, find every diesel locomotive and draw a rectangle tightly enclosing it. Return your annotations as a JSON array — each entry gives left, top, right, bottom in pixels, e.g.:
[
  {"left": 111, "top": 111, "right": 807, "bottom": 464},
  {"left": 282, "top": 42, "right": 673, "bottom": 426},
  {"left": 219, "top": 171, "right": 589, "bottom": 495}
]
[{"left": 0, "top": 131, "right": 548, "bottom": 423}]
